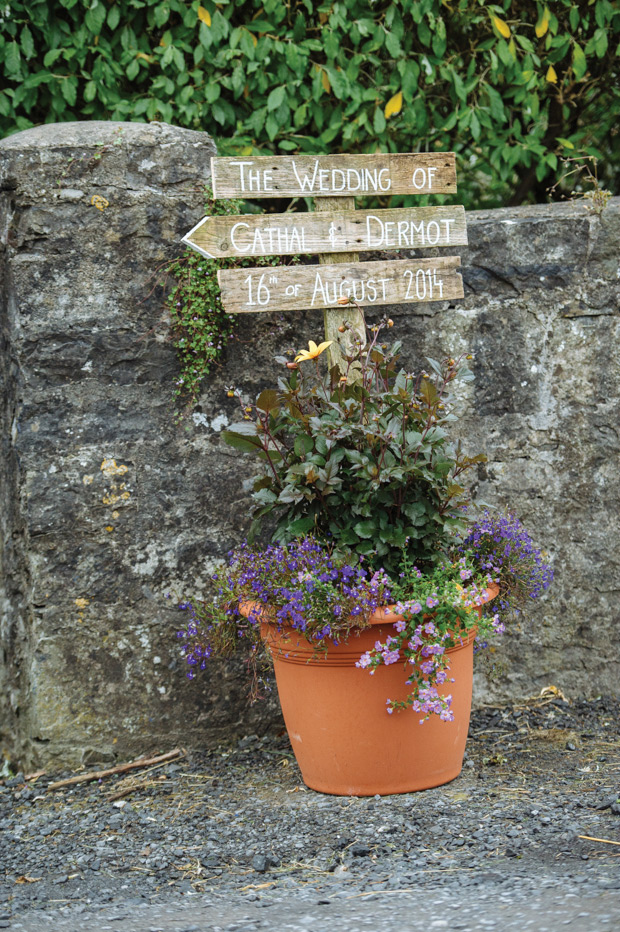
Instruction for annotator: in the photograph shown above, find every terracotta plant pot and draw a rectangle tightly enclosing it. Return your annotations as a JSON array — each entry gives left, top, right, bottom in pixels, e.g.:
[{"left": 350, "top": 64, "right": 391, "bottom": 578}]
[{"left": 242, "top": 584, "right": 498, "bottom": 797}]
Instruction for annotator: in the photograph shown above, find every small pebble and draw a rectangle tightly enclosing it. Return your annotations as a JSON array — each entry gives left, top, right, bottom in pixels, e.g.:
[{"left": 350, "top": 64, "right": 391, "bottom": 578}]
[{"left": 251, "top": 855, "right": 267, "bottom": 873}]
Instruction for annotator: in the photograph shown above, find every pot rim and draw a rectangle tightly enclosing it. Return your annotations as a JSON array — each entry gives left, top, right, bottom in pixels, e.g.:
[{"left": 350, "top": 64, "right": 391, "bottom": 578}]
[
  {"left": 240, "top": 580, "right": 499, "bottom": 634},
  {"left": 260, "top": 617, "right": 480, "bottom": 661}
]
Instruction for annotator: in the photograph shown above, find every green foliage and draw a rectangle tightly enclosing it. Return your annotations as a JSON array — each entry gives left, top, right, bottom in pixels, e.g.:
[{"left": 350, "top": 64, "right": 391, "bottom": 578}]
[
  {"left": 2, "top": 1, "right": 619, "bottom": 207},
  {"left": 223, "top": 320, "right": 486, "bottom": 576},
  {"left": 165, "top": 189, "right": 287, "bottom": 404}
]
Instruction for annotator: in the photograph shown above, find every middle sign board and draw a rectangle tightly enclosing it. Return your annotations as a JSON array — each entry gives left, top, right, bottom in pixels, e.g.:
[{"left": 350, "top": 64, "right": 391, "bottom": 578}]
[{"left": 183, "top": 205, "right": 467, "bottom": 260}]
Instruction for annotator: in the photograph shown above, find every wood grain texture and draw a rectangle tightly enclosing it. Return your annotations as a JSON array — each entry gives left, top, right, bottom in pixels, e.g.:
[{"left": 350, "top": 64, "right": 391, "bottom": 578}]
[
  {"left": 183, "top": 205, "right": 467, "bottom": 259},
  {"left": 315, "top": 195, "right": 365, "bottom": 377},
  {"left": 211, "top": 153, "right": 457, "bottom": 198},
  {"left": 217, "top": 256, "right": 463, "bottom": 314}
]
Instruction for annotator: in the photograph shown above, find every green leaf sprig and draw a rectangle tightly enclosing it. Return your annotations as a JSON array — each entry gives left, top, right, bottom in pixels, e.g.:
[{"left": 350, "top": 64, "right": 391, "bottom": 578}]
[{"left": 163, "top": 187, "right": 297, "bottom": 407}]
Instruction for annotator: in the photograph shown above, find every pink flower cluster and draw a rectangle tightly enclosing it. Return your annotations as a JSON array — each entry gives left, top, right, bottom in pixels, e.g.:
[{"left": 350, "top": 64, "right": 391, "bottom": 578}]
[
  {"left": 356, "top": 635, "right": 401, "bottom": 669},
  {"left": 358, "top": 612, "right": 458, "bottom": 722},
  {"left": 354, "top": 557, "right": 506, "bottom": 723},
  {"left": 412, "top": 685, "right": 454, "bottom": 723}
]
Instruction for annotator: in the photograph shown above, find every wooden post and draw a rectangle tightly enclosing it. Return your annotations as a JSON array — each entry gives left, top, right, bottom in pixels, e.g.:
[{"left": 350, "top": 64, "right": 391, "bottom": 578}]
[{"left": 314, "top": 196, "right": 366, "bottom": 379}]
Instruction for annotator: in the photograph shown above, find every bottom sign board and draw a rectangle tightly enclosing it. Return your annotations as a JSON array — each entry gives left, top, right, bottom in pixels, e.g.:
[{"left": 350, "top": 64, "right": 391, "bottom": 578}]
[{"left": 218, "top": 256, "right": 463, "bottom": 314}]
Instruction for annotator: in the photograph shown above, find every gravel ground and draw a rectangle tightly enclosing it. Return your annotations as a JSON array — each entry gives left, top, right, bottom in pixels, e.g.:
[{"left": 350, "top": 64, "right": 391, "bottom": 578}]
[{"left": 1, "top": 695, "right": 620, "bottom": 931}]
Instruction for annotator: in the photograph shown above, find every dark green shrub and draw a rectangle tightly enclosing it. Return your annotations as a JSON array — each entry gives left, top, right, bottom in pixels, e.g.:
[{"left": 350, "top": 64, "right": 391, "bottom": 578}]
[{"left": 222, "top": 319, "right": 485, "bottom": 576}]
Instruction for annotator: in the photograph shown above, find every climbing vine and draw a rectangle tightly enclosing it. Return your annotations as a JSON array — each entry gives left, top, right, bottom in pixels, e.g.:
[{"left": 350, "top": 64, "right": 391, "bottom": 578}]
[{"left": 165, "top": 189, "right": 296, "bottom": 406}]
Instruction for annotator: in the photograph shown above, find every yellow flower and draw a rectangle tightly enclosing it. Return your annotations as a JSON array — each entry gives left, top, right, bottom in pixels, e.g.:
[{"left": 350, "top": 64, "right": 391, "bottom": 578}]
[{"left": 295, "top": 340, "right": 333, "bottom": 362}]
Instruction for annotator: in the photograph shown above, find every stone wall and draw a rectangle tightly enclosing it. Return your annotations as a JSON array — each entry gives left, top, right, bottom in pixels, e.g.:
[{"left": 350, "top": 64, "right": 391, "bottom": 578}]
[{"left": 1, "top": 121, "right": 618, "bottom": 769}]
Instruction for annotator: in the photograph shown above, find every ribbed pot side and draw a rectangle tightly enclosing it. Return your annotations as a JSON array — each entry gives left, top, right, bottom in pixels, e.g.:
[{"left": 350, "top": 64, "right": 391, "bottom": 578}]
[{"left": 253, "top": 588, "right": 497, "bottom": 796}]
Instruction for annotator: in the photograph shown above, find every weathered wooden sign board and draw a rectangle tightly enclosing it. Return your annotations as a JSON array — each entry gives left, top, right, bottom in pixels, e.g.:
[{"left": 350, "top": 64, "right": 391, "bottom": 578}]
[
  {"left": 211, "top": 153, "right": 457, "bottom": 198},
  {"left": 218, "top": 256, "right": 462, "bottom": 314},
  {"left": 183, "top": 205, "right": 466, "bottom": 260},
  {"left": 183, "top": 151, "right": 466, "bottom": 371}
]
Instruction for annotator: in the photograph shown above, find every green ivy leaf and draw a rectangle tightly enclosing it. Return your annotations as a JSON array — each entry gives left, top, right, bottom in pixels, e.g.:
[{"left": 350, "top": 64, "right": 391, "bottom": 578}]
[
  {"left": 486, "top": 85, "right": 506, "bottom": 122},
  {"left": 353, "top": 520, "right": 376, "bottom": 538},
  {"left": 85, "top": 2, "right": 107, "bottom": 34},
  {"left": 43, "top": 48, "right": 63, "bottom": 68},
  {"left": 204, "top": 83, "right": 221, "bottom": 103},
  {"left": 20, "top": 26, "right": 35, "bottom": 60},
  {"left": 267, "top": 85, "right": 286, "bottom": 111},
  {"left": 594, "top": 28, "right": 608, "bottom": 58},
  {"left": 172, "top": 47, "right": 185, "bottom": 71},
  {"left": 231, "top": 64, "right": 245, "bottom": 98},
  {"left": 572, "top": 43, "right": 587, "bottom": 79},
  {"left": 373, "top": 106, "right": 386, "bottom": 133},
  {"left": 5, "top": 42, "right": 22, "bottom": 76},
  {"left": 60, "top": 77, "right": 77, "bottom": 106},
  {"left": 293, "top": 13, "right": 305, "bottom": 42},
  {"left": 108, "top": 5, "right": 121, "bottom": 30},
  {"left": 239, "top": 30, "right": 255, "bottom": 59},
  {"left": 323, "top": 65, "right": 348, "bottom": 97},
  {"left": 385, "top": 31, "right": 401, "bottom": 57},
  {"left": 211, "top": 102, "right": 227, "bottom": 125},
  {"left": 84, "top": 80, "right": 97, "bottom": 102},
  {"left": 451, "top": 70, "right": 467, "bottom": 103},
  {"left": 265, "top": 112, "right": 279, "bottom": 140},
  {"left": 470, "top": 110, "right": 481, "bottom": 140},
  {"left": 153, "top": 3, "right": 170, "bottom": 28}
]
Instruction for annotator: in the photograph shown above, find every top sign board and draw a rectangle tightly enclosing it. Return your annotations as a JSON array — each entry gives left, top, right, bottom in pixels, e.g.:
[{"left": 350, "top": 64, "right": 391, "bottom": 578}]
[{"left": 211, "top": 153, "right": 457, "bottom": 199}]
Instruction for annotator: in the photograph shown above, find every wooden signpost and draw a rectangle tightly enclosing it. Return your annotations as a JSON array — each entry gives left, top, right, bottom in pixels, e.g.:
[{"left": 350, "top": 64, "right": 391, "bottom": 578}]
[{"left": 183, "top": 151, "right": 466, "bottom": 373}]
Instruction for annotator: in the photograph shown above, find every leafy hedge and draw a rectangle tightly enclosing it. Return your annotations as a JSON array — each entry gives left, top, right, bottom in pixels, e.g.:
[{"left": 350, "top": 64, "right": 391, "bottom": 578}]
[{"left": 1, "top": 0, "right": 619, "bottom": 208}]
